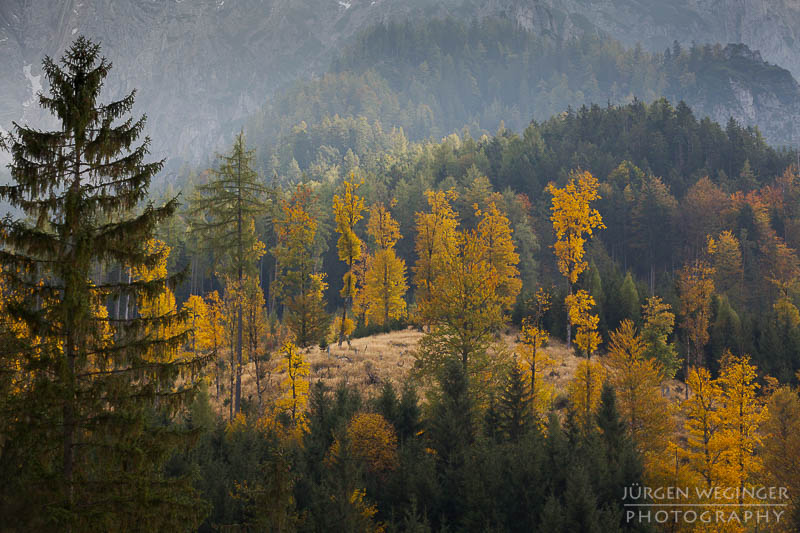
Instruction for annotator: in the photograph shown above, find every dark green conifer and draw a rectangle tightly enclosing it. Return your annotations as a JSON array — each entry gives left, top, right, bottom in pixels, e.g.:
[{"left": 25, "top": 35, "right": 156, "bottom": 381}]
[
  {"left": 497, "top": 359, "right": 532, "bottom": 442},
  {"left": 0, "top": 37, "right": 207, "bottom": 531},
  {"left": 618, "top": 272, "right": 641, "bottom": 325},
  {"left": 189, "top": 131, "right": 270, "bottom": 415}
]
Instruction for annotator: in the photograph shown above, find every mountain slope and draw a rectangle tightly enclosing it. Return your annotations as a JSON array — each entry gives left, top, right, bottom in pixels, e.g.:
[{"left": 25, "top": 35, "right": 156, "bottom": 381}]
[
  {"left": 246, "top": 19, "right": 800, "bottom": 156},
  {"left": 3, "top": 0, "right": 800, "bottom": 171},
  {"left": 0, "top": 0, "right": 467, "bottom": 169}
]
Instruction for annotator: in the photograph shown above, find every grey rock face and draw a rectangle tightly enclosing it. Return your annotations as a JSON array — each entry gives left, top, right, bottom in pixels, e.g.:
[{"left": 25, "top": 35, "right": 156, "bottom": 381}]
[{"left": 498, "top": 0, "right": 800, "bottom": 78}]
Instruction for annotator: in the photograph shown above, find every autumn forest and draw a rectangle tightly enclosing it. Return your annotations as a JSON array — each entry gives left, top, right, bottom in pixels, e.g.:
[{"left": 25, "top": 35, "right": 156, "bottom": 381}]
[{"left": 2, "top": 32, "right": 800, "bottom": 533}]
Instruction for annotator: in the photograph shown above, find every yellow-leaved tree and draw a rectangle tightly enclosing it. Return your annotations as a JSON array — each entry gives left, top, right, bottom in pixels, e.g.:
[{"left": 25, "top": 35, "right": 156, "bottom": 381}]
[
  {"left": 716, "top": 351, "right": 767, "bottom": 500},
  {"left": 709, "top": 230, "right": 743, "bottom": 302},
  {"left": 332, "top": 177, "right": 365, "bottom": 345},
  {"left": 761, "top": 386, "right": 800, "bottom": 529},
  {"left": 182, "top": 294, "right": 208, "bottom": 382},
  {"left": 131, "top": 239, "right": 185, "bottom": 368},
  {"left": 565, "top": 289, "right": 600, "bottom": 357},
  {"left": 568, "top": 359, "right": 606, "bottom": 427},
  {"left": 683, "top": 366, "right": 725, "bottom": 489},
  {"left": 277, "top": 340, "right": 310, "bottom": 431},
  {"left": 413, "top": 189, "right": 460, "bottom": 325},
  {"left": 330, "top": 413, "right": 399, "bottom": 476},
  {"left": 361, "top": 201, "right": 408, "bottom": 328},
  {"left": 605, "top": 320, "right": 671, "bottom": 459},
  {"left": 475, "top": 201, "right": 521, "bottom": 307},
  {"left": 415, "top": 199, "right": 521, "bottom": 383},
  {"left": 517, "top": 288, "right": 553, "bottom": 417},
  {"left": 547, "top": 170, "right": 605, "bottom": 347},
  {"left": 199, "top": 290, "right": 226, "bottom": 400},
  {"left": 678, "top": 243, "right": 715, "bottom": 370},
  {"left": 240, "top": 275, "right": 268, "bottom": 410},
  {"left": 272, "top": 184, "right": 330, "bottom": 347}
]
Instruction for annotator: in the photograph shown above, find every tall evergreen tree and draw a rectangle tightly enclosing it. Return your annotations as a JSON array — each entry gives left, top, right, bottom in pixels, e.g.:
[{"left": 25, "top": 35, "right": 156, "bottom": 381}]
[
  {"left": 0, "top": 37, "right": 207, "bottom": 530},
  {"left": 617, "top": 272, "right": 640, "bottom": 326},
  {"left": 189, "top": 131, "right": 269, "bottom": 415},
  {"left": 497, "top": 358, "right": 532, "bottom": 441}
]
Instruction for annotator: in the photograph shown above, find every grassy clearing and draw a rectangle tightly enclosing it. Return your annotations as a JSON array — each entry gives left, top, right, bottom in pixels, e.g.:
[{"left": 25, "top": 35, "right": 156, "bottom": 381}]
[{"left": 209, "top": 327, "right": 687, "bottom": 415}]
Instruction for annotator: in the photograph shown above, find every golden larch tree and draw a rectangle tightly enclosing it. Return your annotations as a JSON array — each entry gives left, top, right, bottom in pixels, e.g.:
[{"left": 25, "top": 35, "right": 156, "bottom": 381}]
[
  {"left": 337, "top": 413, "right": 399, "bottom": 475},
  {"left": 332, "top": 177, "right": 365, "bottom": 345},
  {"left": 568, "top": 358, "right": 606, "bottom": 427},
  {"left": 565, "top": 289, "right": 600, "bottom": 357},
  {"left": 361, "top": 201, "right": 408, "bottom": 328},
  {"left": 475, "top": 201, "right": 521, "bottom": 307},
  {"left": 605, "top": 320, "right": 671, "bottom": 458},
  {"left": 761, "top": 386, "right": 800, "bottom": 528},
  {"left": 678, "top": 250, "right": 715, "bottom": 369},
  {"left": 240, "top": 275, "right": 268, "bottom": 409},
  {"left": 413, "top": 189, "right": 459, "bottom": 321},
  {"left": 547, "top": 170, "right": 605, "bottom": 347},
  {"left": 277, "top": 340, "right": 310, "bottom": 430},
  {"left": 517, "top": 288, "right": 553, "bottom": 417},
  {"left": 272, "top": 185, "right": 330, "bottom": 347},
  {"left": 716, "top": 351, "right": 767, "bottom": 499},
  {"left": 709, "top": 230, "right": 743, "bottom": 301},
  {"left": 683, "top": 366, "right": 725, "bottom": 489},
  {"left": 414, "top": 199, "right": 521, "bottom": 378}
]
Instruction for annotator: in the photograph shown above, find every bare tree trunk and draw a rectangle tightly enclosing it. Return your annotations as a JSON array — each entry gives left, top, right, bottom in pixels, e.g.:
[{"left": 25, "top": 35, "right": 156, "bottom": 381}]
[
  {"left": 115, "top": 266, "right": 122, "bottom": 319},
  {"left": 566, "top": 283, "right": 572, "bottom": 349}
]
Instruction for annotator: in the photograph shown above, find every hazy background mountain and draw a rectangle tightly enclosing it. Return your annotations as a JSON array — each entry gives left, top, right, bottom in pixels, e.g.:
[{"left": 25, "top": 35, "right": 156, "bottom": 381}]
[{"left": 2, "top": 0, "right": 800, "bottom": 175}]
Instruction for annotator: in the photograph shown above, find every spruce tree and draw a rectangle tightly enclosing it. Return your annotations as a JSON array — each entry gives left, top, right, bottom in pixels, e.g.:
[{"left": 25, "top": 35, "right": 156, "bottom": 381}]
[
  {"left": 189, "top": 131, "right": 269, "bottom": 415},
  {"left": 618, "top": 272, "right": 640, "bottom": 326},
  {"left": 0, "top": 37, "right": 207, "bottom": 530},
  {"left": 497, "top": 359, "right": 532, "bottom": 442}
]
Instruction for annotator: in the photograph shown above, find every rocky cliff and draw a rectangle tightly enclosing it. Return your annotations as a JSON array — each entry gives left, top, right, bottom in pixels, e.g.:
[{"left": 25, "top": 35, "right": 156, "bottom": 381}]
[{"left": 502, "top": 0, "right": 800, "bottom": 80}]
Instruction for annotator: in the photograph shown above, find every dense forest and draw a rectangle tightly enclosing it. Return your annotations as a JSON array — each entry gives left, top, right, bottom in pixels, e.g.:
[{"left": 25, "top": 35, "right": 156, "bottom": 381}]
[
  {"left": 3, "top": 31, "right": 800, "bottom": 533},
  {"left": 245, "top": 18, "right": 800, "bottom": 153}
]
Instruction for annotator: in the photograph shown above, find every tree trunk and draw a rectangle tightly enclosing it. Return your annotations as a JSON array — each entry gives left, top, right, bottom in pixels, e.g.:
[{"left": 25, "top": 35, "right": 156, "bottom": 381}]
[
  {"left": 63, "top": 332, "right": 75, "bottom": 526},
  {"left": 115, "top": 267, "right": 122, "bottom": 319},
  {"left": 339, "top": 300, "right": 348, "bottom": 348},
  {"left": 566, "top": 283, "right": 573, "bottom": 349},
  {"left": 229, "top": 355, "right": 235, "bottom": 422},
  {"left": 235, "top": 148, "right": 243, "bottom": 416},
  {"left": 236, "top": 305, "right": 242, "bottom": 415},
  {"left": 384, "top": 261, "right": 390, "bottom": 331},
  {"left": 531, "top": 349, "right": 536, "bottom": 405}
]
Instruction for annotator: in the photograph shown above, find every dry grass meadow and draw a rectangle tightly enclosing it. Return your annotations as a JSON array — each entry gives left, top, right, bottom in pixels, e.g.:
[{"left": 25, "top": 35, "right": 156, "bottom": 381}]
[{"left": 209, "top": 327, "right": 688, "bottom": 414}]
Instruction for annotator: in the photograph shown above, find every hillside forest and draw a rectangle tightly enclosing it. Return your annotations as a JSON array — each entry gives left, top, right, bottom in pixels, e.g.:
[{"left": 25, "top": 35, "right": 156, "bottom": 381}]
[{"left": 2, "top": 35, "right": 800, "bottom": 532}]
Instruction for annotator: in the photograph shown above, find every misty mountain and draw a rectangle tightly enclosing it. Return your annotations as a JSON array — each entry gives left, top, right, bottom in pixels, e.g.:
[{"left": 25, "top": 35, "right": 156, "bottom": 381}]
[{"left": 3, "top": 0, "right": 800, "bottom": 173}]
